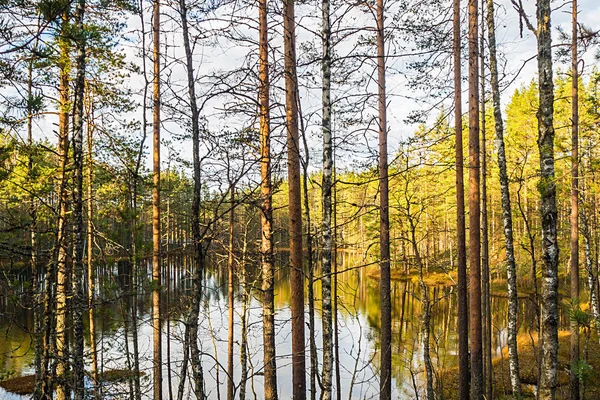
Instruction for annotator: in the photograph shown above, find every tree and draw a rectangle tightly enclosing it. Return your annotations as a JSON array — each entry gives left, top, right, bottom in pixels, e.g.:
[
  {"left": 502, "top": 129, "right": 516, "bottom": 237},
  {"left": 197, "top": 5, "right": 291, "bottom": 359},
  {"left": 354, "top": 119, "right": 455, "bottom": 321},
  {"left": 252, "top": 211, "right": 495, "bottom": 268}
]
[
  {"left": 468, "top": 0, "right": 483, "bottom": 396},
  {"left": 570, "top": 1, "right": 580, "bottom": 398},
  {"left": 453, "top": 0, "right": 469, "bottom": 395},
  {"left": 71, "top": 0, "right": 87, "bottom": 397},
  {"left": 258, "top": 0, "right": 278, "bottom": 397},
  {"left": 152, "top": 0, "right": 162, "bottom": 398},
  {"left": 283, "top": 0, "right": 306, "bottom": 397},
  {"left": 486, "top": 0, "right": 521, "bottom": 396},
  {"left": 321, "top": 0, "right": 334, "bottom": 394},
  {"left": 376, "top": 0, "right": 392, "bottom": 397},
  {"left": 536, "top": 1, "right": 559, "bottom": 398}
]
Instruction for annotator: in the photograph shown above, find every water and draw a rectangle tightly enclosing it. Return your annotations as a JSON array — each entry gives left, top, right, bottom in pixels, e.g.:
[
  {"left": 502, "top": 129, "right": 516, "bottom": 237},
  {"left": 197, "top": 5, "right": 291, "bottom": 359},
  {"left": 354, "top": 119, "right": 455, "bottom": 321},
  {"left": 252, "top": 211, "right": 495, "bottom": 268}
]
[{"left": 0, "top": 251, "right": 554, "bottom": 399}]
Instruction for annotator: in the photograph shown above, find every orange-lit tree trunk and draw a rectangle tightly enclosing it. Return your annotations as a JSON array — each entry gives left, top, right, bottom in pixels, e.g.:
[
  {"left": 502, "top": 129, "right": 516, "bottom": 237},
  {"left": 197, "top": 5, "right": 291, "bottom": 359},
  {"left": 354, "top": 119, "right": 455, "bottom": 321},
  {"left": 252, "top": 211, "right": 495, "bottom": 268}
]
[
  {"left": 453, "top": 0, "right": 469, "bottom": 396},
  {"left": 468, "top": 0, "right": 483, "bottom": 397},
  {"left": 283, "top": 0, "right": 306, "bottom": 397},
  {"left": 570, "top": 1, "right": 580, "bottom": 398}
]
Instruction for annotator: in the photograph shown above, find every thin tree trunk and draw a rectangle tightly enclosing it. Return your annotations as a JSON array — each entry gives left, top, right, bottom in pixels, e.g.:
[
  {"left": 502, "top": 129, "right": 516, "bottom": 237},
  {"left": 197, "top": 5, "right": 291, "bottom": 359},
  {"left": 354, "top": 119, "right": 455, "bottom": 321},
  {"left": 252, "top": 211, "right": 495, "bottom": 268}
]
[
  {"left": 570, "top": 1, "right": 580, "bottom": 398},
  {"left": 55, "top": 10, "right": 72, "bottom": 399},
  {"left": 536, "top": 1, "right": 559, "bottom": 398},
  {"left": 152, "top": 0, "right": 163, "bottom": 398},
  {"left": 321, "top": 0, "right": 333, "bottom": 393},
  {"left": 479, "top": 15, "right": 492, "bottom": 398},
  {"left": 408, "top": 218, "right": 434, "bottom": 400},
  {"left": 468, "top": 0, "right": 483, "bottom": 397},
  {"left": 258, "top": 0, "right": 277, "bottom": 396},
  {"left": 27, "top": 31, "right": 43, "bottom": 398},
  {"left": 486, "top": 0, "right": 521, "bottom": 395},
  {"left": 453, "top": 0, "right": 469, "bottom": 395},
  {"left": 179, "top": 0, "right": 205, "bottom": 397},
  {"left": 227, "top": 187, "right": 235, "bottom": 400},
  {"left": 240, "top": 220, "right": 249, "bottom": 400},
  {"left": 333, "top": 154, "right": 341, "bottom": 400},
  {"left": 283, "top": 0, "right": 306, "bottom": 396},
  {"left": 376, "top": 0, "right": 392, "bottom": 396},
  {"left": 86, "top": 98, "right": 99, "bottom": 399}
]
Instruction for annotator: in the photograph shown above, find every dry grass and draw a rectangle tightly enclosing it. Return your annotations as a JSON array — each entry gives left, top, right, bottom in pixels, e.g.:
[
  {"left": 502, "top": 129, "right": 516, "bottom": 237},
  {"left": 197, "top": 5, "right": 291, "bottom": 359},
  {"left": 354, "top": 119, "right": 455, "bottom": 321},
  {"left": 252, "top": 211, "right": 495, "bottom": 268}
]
[
  {"left": 0, "top": 374, "right": 35, "bottom": 395},
  {"left": 439, "top": 330, "right": 600, "bottom": 399}
]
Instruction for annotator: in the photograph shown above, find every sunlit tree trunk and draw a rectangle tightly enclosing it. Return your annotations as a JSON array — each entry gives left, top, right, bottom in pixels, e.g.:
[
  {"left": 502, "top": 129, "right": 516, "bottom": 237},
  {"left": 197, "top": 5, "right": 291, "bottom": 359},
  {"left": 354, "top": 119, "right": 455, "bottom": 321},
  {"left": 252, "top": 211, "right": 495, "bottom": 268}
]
[
  {"left": 86, "top": 99, "right": 99, "bottom": 398},
  {"left": 480, "top": 39, "right": 492, "bottom": 398},
  {"left": 468, "top": 0, "right": 483, "bottom": 396},
  {"left": 376, "top": 0, "right": 392, "bottom": 396},
  {"left": 55, "top": 10, "right": 72, "bottom": 400},
  {"left": 486, "top": 0, "right": 521, "bottom": 395},
  {"left": 152, "top": 0, "right": 163, "bottom": 398},
  {"left": 320, "top": 0, "right": 333, "bottom": 394},
  {"left": 283, "top": 0, "right": 306, "bottom": 397},
  {"left": 536, "top": 1, "right": 559, "bottom": 398},
  {"left": 453, "top": 0, "right": 469, "bottom": 395},
  {"left": 570, "top": 1, "right": 580, "bottom": 398},
  {"left": 258, "top": 0, "right": 277, "bottom": 397}
]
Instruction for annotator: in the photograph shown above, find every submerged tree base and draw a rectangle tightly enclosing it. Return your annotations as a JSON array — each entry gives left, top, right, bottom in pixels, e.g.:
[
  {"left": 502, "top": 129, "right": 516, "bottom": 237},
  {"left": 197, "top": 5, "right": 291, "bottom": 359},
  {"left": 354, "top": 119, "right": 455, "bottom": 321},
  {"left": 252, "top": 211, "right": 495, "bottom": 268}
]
[{"left": 441, "top": 330, "right": 600, "bottom": 399}]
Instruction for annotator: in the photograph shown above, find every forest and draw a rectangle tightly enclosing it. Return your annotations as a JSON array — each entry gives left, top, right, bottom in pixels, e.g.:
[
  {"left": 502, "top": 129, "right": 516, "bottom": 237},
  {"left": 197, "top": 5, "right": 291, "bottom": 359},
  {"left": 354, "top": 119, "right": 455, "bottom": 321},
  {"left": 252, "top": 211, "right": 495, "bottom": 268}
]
[{"left": 0, "top": 0, "right": 599, "bottom": 399}]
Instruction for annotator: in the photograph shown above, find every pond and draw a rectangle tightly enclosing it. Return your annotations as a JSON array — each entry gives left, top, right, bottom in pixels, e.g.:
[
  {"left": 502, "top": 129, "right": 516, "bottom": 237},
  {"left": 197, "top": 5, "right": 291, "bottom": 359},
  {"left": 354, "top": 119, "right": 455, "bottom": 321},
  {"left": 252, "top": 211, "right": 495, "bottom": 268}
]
[{"left": 0, "top": 251, "right": 558, "bottom": 399}]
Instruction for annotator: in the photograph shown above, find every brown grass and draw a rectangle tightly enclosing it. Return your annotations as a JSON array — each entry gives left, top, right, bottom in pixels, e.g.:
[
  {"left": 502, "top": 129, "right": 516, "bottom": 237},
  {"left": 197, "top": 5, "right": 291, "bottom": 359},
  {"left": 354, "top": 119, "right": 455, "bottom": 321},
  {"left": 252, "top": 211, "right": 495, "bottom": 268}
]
[
  {"left": 0, "top": 374, "right": 35, "bottom": 395},
  {"left": 439, "top": 330, "right": 600, "bottom": 399}
]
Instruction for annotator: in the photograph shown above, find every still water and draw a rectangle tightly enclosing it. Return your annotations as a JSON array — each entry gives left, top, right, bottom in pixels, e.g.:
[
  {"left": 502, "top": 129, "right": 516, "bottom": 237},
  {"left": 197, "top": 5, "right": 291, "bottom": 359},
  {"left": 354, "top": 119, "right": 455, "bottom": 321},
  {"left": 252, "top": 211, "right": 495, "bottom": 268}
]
[{"left": 0, "top": 252, "right": 546, "bottom": 399}]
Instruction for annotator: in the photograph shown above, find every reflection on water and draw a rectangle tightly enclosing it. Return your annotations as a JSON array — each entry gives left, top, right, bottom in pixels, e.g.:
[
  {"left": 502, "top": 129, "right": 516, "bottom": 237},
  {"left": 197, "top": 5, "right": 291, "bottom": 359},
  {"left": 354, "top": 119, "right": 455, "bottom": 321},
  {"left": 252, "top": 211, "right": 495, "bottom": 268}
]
[{"left": 0, "top": 252, "right": 566, "bottom": 399}]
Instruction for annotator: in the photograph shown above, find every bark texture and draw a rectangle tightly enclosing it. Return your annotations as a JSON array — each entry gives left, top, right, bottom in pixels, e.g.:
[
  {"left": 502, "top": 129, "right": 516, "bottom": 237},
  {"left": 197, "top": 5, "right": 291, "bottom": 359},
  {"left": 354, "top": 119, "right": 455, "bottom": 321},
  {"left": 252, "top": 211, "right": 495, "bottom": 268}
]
[
  {"left": 321, "top": 0, "right": 333, "bottom": 394},
  {"left": 486, "top": 0, "right": 521, "bottom": 395},
  {"left": 259, "top": 0, "right": 278, "bottom": 396},
  {"left": 283, "top": 0, "right": 306, "bottom": 397},
  {"left": 376, "top": 0, "right": 392, "bottom": 397},
  {"left": 536, "top": 1, "right": 559, "bottom": 398},
  {"left": 468, "top": 0, "right": 483, "bottom": 396}
]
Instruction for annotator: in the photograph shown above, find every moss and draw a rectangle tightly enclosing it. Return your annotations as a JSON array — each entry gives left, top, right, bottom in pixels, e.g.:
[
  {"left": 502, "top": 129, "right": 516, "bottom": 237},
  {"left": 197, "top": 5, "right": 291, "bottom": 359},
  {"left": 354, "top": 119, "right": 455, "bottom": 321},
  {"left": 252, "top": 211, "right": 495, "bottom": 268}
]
[{"left": 0, "top": 374, "right": 35, "bottom": 395}]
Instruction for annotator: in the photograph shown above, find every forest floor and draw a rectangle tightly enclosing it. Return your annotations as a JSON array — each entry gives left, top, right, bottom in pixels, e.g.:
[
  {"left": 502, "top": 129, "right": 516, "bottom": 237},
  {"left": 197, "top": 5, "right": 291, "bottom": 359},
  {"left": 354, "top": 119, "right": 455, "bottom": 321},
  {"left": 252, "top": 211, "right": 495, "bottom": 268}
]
[{"left": 440, "top": 329, "right": 600, "bottom": 399}]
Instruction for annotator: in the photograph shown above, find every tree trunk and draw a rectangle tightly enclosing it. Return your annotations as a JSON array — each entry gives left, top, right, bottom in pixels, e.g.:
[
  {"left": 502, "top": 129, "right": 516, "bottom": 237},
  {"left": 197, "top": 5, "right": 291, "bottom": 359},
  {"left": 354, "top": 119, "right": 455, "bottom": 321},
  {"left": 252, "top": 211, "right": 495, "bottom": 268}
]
[
  {"left": 27, "top": 33, "right": 43, "bottom": 398},
  {"left": 87, "top": 103, "right": 99, "bottom": 399},
  {"left": 71, "top": 1, "right": 87, "bottom": 397},
  {"left": 55, "top": 10, "right": 72, "bottom": 399},
  {"left": 376, "top": 0, "right": 392, "bottom": 397},
  {"left": 283, "top": 0, "right": 306, "bottom": 397},
  {"left": 453, "top": 0, "right": 469, "bottom": 395},
  {"left": 486, "top": 0, "right": 521, "bottom": 395},
  {"left": 258, "top": 0, "right": 278, "bottom": 396},
  {"left": 536, "top": 1, "right": 559, "bottom": 398},
  {"left": 179, "top": 0, "right": 205, "bottom": 396},
  {"left": 227, "top": 187, "right": 235, "bottom": 400},
  {"left": 570, "top": 1, "right": 580, "bottom": 398},
  {"left": 468, "top": 0, "right": 483, "bottom": 397},
  {"left": 152, "top": 0, "right": 163, "bottom": 398},
  {"left": 321, "top": 0, "right": 333, "bottom": 394}
]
